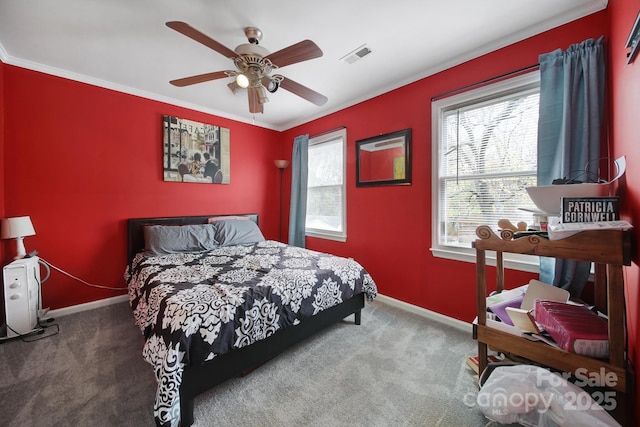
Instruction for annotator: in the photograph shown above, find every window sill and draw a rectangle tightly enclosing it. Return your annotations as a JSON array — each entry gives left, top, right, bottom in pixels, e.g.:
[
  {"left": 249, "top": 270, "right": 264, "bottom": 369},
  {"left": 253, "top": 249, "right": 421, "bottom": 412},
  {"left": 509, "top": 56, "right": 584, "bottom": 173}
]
[
  {"left": 430, "top": 246, "right": 540, "bottom": 273},
  {"left": 306, "top": 230, "right": 347, "bottom": 242}
]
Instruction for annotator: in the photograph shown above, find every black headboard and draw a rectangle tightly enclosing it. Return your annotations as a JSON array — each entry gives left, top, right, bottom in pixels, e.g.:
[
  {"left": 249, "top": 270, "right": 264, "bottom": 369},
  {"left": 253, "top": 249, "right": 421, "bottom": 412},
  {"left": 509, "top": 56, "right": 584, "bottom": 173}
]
[{"left": 127, "top": 213, "right": 259, "bottom": 264}]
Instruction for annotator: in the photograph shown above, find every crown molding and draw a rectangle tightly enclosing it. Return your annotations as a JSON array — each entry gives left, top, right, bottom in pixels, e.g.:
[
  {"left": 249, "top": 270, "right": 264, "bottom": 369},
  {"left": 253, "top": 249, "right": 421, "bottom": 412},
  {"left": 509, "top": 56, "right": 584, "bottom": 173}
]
[{"left": 2, "top": 54, "right": 279, "bottom": 131}]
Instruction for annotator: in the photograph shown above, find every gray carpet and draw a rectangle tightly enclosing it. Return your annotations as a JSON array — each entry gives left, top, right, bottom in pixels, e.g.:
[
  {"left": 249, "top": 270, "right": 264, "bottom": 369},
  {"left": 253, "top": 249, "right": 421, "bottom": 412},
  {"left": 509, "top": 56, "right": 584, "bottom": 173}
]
[{"left": 0, "top": 299, "right": 488, "bottom": 426}]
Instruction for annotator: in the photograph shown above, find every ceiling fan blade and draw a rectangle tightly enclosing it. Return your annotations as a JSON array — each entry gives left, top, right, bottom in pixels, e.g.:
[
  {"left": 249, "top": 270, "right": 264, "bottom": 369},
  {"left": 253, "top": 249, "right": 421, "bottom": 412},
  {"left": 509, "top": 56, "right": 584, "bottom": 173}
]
[
  {"left": 279, "top": 77, "right": 328, "bottom": 106},
  {"left": 265, "top": 40, "right": 323, "bottom": 68},
  {"left": 248, "top": 87, "right": 264, "bottom": 114},
  {"left": 166, "top": 21, "right": 238, "bottom": 59},
  {"left": 169, "top": 71, "right": 231, "bottom": 87}
]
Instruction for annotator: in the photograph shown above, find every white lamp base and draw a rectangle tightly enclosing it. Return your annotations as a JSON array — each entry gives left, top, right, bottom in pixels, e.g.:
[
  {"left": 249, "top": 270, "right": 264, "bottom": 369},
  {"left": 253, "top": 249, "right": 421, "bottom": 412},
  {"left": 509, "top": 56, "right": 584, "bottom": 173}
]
[{"left": 14, "top": 236, "right": 26, "bottom": 259}]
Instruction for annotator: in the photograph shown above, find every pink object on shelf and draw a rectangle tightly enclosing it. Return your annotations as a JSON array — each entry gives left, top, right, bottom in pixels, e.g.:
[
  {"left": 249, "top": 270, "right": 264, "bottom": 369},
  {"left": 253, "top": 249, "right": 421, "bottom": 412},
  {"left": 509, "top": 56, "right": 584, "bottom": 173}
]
[{"left": 535, "top": 300, "right": 609, "bottom": 358}]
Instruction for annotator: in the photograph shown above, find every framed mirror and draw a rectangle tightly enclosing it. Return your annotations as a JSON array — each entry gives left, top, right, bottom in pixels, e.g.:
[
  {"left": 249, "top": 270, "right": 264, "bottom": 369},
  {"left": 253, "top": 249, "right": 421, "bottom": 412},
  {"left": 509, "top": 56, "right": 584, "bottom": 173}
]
[{"left": 356, "top": 128, "right": 411, "bottom": 187}]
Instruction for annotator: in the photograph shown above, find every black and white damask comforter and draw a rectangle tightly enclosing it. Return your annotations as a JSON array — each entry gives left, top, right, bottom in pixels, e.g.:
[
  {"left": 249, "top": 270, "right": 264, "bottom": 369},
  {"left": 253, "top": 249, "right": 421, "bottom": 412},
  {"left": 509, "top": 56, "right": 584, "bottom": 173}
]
[{"left": 125, "top": 240, "right": 377, "bottom": 427}]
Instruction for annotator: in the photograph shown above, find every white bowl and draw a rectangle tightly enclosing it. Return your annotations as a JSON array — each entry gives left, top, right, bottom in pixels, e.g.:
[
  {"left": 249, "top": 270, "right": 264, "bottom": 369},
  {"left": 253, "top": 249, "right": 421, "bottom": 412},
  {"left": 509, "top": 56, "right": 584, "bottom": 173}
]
[{"left": 525, "top": 182, "right": 612, "bottom": 215}]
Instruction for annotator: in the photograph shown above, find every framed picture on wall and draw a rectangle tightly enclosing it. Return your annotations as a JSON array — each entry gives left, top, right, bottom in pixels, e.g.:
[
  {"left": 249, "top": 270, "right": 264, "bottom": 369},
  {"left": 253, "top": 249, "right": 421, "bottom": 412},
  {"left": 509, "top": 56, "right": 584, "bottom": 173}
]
[
  {"left": 356, "top": 128, "right": 412, "bottom": 187},
  {"left": 163, "top": 115, "right": 231, "bottom": 184},
  {"left": 626, "top": 11, "right": 640, "bottom": 64}
]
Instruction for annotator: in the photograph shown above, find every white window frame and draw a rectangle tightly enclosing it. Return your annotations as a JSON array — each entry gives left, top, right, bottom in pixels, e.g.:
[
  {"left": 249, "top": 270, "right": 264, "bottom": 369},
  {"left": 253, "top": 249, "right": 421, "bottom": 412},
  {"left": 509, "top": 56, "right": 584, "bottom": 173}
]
[
  {"left": 430, "top": 73, "right": 541, "bottom": 273},
  {"left": 305, "top": 128, "right": 347, "bottom": 242}
]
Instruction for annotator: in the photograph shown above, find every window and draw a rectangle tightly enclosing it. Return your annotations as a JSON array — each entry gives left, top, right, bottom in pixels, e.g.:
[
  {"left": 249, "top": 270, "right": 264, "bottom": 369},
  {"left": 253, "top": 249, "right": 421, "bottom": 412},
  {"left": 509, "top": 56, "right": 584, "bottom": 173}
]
[
  {"left": 431, "top": 73, "right": 540, "bottom": 271},
  {"left": 306, "top": 128, "right": 347, "bottom": 241}
]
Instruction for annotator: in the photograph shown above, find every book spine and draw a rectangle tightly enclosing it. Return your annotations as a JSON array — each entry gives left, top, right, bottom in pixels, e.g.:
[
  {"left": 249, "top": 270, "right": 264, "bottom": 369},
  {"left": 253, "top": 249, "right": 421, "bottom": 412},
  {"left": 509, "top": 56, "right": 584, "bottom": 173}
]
[{"left": 572, "top": 339, "right": 609, "bottom": 358}]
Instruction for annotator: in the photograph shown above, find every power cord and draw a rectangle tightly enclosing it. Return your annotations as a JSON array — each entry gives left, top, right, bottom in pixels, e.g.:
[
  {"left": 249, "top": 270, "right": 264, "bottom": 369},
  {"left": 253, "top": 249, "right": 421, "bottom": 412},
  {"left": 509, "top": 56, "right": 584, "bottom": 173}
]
[
  {"left": 26, "top": 318, "right": 60, "bottom": 342},
  {"left": 4, "top": 321, "right": 59, "bottom": 343},
  {"left": 31, "top": 267, "right": 60, "bottom": 342},
  {"left": 1, "top": 257, "right": 125, "bottom": 344},
  {"left": 0, "top": 269, "right": 59, "bottom": 344},
  {"left": 38, "top": 257, "right": 128, "bottom": 291}
]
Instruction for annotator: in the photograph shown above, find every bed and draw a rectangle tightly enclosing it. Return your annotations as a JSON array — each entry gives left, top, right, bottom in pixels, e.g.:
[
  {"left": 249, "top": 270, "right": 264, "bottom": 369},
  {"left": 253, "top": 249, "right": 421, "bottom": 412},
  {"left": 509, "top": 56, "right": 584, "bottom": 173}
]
[{"left": 125, "top": 214, "right": 377, "bottom": 427}]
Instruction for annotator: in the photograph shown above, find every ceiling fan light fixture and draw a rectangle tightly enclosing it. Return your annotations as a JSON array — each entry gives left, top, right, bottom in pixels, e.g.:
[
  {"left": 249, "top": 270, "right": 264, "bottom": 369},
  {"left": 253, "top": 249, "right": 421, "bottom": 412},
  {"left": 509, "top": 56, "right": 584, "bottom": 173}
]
[
  {"left": 257, "top": 85, "right": 269, "bottom": 104},
  {"left": 266, "top": 78, "right": 279, "bottom": 93},
  {"left": 227, "top": 81, "right": 242, "bottom": 94},
  {"left": 262, "top": 74, "right": 283, "bottom": 94},
  {"left": 236, "top": 73, "right": 250, "bottom": 88}
]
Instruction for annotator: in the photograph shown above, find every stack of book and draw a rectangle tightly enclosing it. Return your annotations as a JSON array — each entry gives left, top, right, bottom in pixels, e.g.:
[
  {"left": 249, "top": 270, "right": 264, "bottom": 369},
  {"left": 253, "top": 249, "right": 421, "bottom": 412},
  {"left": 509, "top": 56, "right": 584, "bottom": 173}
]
[
  {"left": 548, "top": 196, "right": 632, "bottom": 240},
  {"left": 466, "top": 354, "right": 502, "bottom": 374}
]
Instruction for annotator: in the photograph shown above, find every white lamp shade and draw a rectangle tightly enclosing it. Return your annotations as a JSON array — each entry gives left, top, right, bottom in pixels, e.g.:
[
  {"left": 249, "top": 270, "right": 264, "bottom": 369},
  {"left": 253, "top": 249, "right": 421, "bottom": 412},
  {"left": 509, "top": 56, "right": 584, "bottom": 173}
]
[{"left": 1, "top": 216, "right": 36, "bottom": 239}]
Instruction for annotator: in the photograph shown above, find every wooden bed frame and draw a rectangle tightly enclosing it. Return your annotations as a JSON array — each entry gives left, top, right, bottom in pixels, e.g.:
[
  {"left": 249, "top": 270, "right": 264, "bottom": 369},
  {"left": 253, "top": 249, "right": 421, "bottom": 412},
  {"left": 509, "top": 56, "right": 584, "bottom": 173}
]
[{"left": 127, "top": 214, "right": 365, "bottom": 426}]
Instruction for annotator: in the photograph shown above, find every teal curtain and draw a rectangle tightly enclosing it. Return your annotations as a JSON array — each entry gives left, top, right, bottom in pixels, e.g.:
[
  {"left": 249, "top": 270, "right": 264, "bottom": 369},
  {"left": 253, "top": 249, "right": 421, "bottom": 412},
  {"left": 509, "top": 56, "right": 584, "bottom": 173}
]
[
  {"left": 537, "top": 36, "right": 606, "bottom": 298},
  {"left": 288, "top": 135, "right": 309, "bottom": 248}
]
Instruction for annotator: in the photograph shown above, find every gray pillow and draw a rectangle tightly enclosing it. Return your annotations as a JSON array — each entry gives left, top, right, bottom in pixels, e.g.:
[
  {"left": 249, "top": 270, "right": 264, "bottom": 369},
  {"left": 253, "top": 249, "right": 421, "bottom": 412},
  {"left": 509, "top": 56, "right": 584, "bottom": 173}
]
[
  {"left": 212, "top": 219, "right": 265, "bottom": 246},
  {"left": 144, "top": 224, "right": 219, "bottom": 255}
]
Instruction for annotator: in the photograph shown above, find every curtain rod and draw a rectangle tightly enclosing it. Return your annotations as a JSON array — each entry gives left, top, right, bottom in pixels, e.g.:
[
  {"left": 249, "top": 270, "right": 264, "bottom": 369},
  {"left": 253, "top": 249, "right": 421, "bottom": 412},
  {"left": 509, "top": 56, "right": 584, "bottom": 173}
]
[
  {"left": 309, "top": 126, "right": 346, "bottom": 139},
  {"left": 431, "top": 63, "right": 539, "bottom": 102}
]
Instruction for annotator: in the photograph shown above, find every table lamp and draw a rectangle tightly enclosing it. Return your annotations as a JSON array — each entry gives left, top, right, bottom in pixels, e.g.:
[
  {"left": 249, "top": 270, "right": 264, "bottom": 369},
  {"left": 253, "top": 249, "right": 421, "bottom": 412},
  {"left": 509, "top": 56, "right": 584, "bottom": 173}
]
[{"left": 1, "top": 216, "right": 36, "bottom": 259}]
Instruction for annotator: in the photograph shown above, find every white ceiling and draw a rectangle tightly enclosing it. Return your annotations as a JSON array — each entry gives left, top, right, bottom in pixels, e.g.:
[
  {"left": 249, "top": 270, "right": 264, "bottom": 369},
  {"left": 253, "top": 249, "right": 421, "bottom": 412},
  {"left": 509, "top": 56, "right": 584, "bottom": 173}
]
[{"left": 0, "top": 0, "right": 607, "bottom": 131}]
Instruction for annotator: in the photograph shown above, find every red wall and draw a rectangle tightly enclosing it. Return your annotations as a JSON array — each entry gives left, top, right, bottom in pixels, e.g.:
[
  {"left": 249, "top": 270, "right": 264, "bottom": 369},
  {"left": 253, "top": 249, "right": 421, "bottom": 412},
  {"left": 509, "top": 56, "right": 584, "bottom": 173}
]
[
  {"left": 609, "top": 0, "right": 640, "bottom": 418},
  {"left": 0, "top": 58, "right": 5, "bottom": 262},
  {"left": 283, "top": 11, "right": 610, "bottom": 323},
  {"left": 1, "top": 66, "right": 283, "bottom": 309}
]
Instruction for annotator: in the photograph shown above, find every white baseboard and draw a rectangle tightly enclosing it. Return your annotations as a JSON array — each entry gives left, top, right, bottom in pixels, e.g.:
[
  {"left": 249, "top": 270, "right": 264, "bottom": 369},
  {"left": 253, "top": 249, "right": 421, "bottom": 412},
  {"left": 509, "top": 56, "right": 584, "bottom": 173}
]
[
  {"left": 375, "top": 293, "right": 472, "bottom": 332},
  {"left": 47, "top": 294, "right": 129, "bottom": 318},
  {"left": 46, "top": 292, "right": 472, "bottom": 333}
]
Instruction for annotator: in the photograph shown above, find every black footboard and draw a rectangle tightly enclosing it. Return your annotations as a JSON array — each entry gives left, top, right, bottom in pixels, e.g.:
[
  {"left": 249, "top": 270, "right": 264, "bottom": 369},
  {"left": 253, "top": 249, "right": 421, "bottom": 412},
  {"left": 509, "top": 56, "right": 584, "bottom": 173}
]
[{"left": 179, "top": 292, "right": 366, "bottom": 426}]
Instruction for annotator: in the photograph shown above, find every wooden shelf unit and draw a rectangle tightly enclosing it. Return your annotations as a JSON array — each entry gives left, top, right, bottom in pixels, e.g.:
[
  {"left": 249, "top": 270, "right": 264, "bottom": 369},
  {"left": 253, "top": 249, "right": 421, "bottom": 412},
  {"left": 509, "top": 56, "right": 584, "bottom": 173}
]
[{"left": 473, "top": 225, "right": 632, "bottom": 393}]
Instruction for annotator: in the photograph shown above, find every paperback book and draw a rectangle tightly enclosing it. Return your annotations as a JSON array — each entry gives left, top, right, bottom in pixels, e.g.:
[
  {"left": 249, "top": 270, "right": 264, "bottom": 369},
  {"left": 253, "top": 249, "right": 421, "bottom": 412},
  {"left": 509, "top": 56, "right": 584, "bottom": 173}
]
[{"left": 561, "top": 196, "right": 620, "bottom": 223}]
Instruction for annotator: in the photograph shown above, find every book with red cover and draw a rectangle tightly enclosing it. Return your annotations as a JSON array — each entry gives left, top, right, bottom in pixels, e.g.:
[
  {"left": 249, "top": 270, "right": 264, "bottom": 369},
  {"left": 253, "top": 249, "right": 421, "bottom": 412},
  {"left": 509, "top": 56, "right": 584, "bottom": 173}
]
[
  {"left": 466, "top": 355, "right": 501, "bottom": 374},
  {"left": 534, "top": 300, "right": 609, "bottom": 358}
]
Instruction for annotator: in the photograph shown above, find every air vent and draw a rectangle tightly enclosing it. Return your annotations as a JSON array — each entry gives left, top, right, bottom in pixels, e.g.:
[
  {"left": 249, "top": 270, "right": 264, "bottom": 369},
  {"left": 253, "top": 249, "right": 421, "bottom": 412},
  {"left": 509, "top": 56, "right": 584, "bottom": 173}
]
[{"left": 340, "top": 44, "right": 372, "bottom": 64}]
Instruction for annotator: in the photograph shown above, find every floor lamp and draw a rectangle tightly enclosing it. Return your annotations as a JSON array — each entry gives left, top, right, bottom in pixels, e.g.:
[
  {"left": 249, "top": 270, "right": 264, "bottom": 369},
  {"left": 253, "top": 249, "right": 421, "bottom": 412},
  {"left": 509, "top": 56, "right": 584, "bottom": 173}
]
[{"left": 274, "top": 159, "right": 290, "bottom": 241}]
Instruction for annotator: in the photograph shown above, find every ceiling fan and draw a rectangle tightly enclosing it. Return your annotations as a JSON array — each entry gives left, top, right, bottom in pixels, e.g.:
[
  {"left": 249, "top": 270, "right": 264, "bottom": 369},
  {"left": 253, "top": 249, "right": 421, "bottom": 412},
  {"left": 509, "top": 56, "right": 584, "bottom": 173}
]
[{"left": 166, "top": 21, "right": 328, "bottom": 114}]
